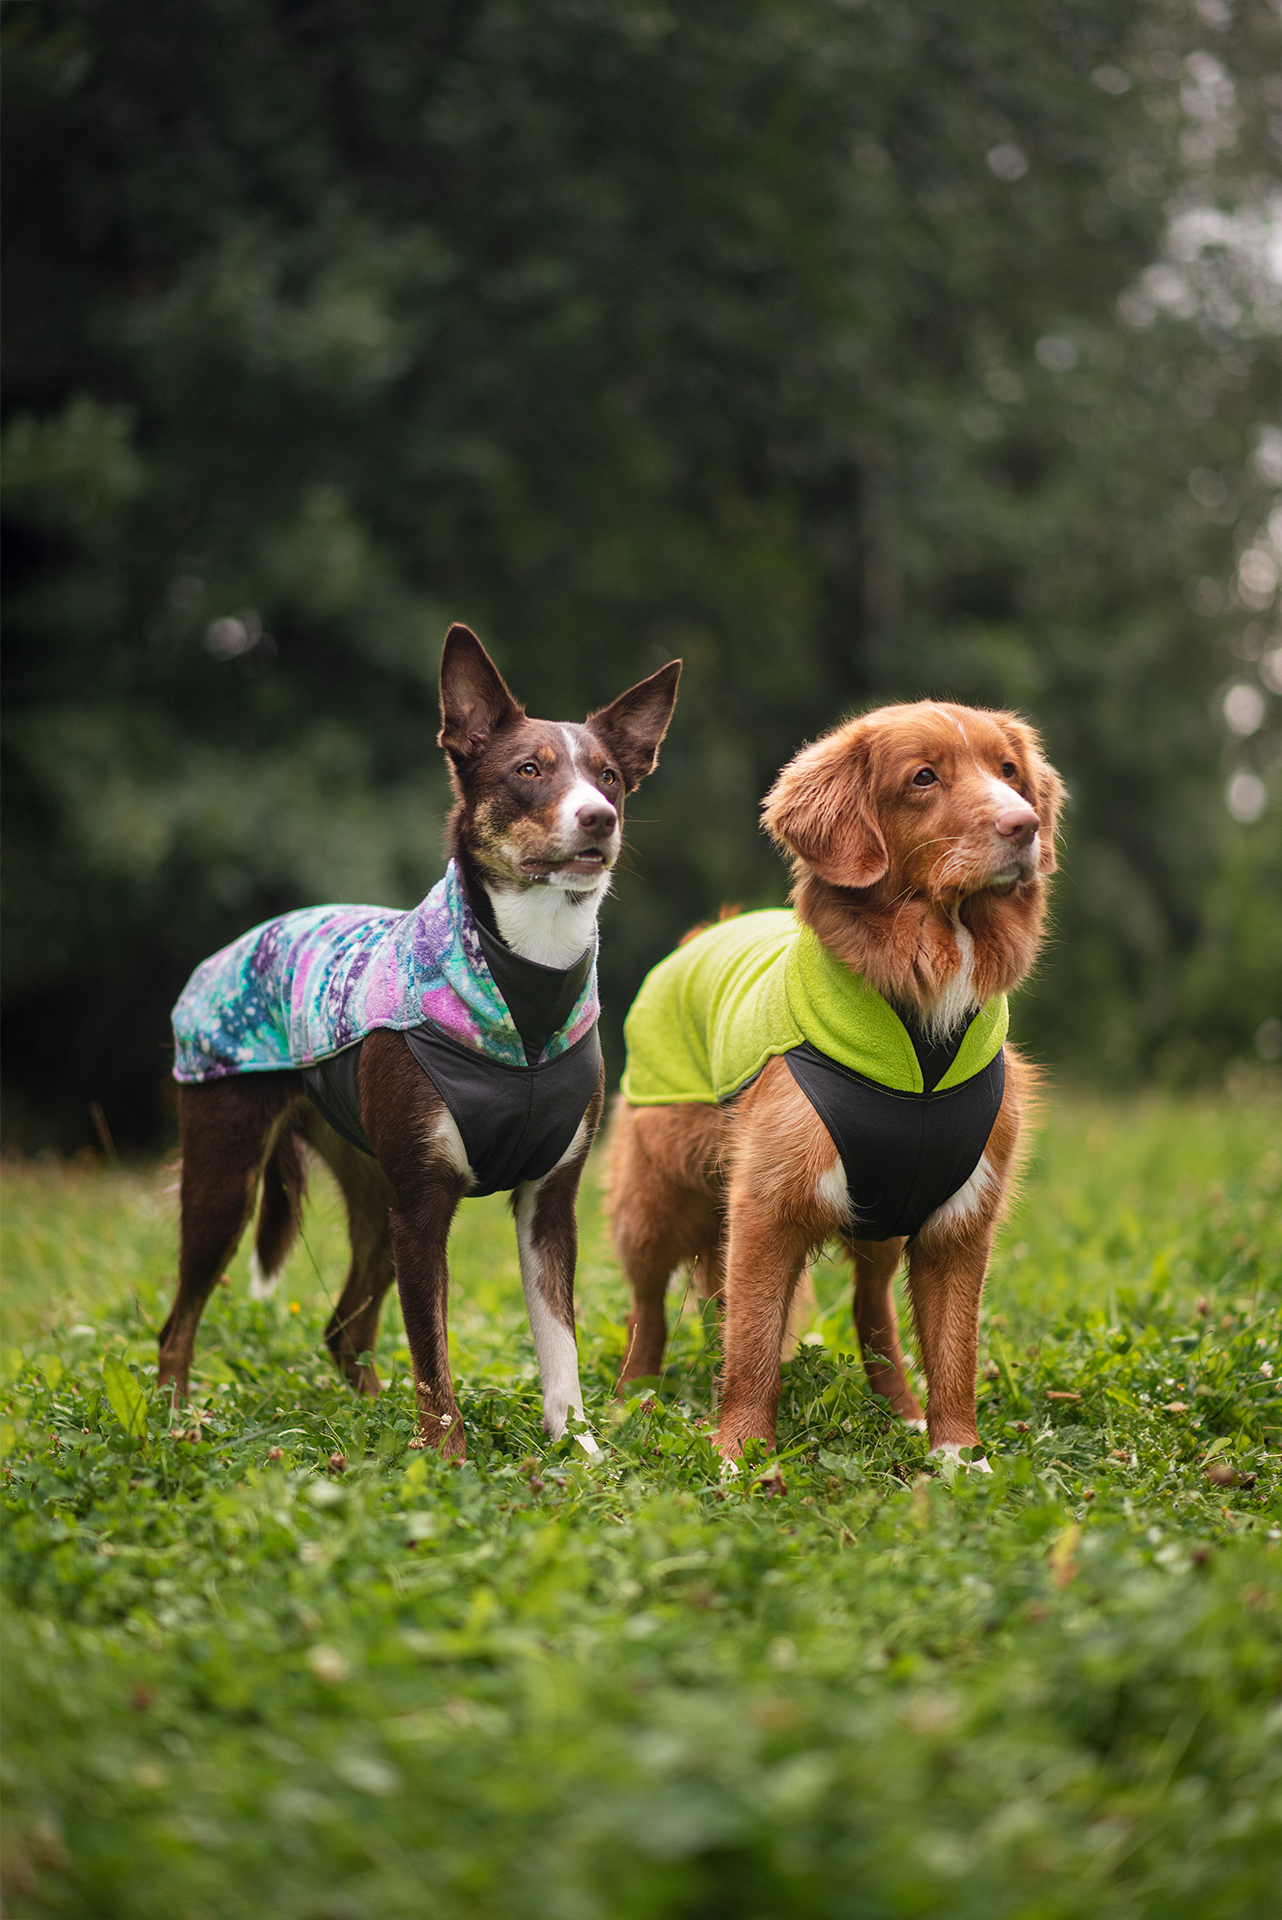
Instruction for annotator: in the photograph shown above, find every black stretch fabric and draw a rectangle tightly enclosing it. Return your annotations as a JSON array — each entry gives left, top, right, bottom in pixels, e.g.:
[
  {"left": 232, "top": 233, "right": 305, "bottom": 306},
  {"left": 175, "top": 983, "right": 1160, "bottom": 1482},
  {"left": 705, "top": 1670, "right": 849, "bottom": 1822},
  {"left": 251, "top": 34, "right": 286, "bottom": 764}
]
[
  {"left": 784, "top": 1044, "right": 1006, "bottom": 1242},
  {"left": 299, "top": 895, "right": 601, "bottom": 1196},
  {"left": 302, "top": 1026, "right": 601, "bottom": 1196},
  {"left": 404, "top": 1022, "right": 600, "bottom": 1196}
]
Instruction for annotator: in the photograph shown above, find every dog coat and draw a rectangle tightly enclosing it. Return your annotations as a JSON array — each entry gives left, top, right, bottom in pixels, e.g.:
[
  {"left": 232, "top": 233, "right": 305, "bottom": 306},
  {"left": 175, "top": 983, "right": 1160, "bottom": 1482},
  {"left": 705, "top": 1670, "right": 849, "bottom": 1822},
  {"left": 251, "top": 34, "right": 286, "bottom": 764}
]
[
  {"left": 172, "top": 861, "right": 601, "bottom": 1195},
  {"left": 620, "top": 911, "right": 1007, "bottom": 1240}
]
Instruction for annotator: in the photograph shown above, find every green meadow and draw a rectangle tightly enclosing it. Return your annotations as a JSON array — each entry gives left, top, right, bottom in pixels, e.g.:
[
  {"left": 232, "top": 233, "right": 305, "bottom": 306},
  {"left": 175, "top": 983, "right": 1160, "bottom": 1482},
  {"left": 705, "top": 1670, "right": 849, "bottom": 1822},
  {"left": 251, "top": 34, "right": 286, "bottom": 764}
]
[{"left": 2, "top": 1092, "right": 1280, "bottom": 1919}]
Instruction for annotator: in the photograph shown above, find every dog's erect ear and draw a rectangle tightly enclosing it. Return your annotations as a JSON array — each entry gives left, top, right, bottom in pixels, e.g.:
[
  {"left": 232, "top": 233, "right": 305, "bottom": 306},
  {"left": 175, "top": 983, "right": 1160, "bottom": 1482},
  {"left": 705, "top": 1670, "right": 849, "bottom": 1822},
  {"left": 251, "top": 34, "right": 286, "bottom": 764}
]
[
  {"left": 762, "top": 725, "right": 889, "bottom": 889},
  {"left": 438, "top": 625, "right": 525, "bottom": 773},
  {"left": 1004, "top": 718, "right": 1066, "bottom": 874},
  {"left": 587, "top": 660, "right": 682, "bottom": 792}
]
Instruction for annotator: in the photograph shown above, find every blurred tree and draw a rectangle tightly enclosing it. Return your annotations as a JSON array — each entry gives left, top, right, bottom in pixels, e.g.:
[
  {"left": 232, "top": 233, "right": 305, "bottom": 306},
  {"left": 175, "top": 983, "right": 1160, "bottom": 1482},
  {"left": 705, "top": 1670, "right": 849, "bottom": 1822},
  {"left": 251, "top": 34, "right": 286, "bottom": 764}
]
[{"left": 2, "top": 0, "right": 1279, "bottom": 1146}]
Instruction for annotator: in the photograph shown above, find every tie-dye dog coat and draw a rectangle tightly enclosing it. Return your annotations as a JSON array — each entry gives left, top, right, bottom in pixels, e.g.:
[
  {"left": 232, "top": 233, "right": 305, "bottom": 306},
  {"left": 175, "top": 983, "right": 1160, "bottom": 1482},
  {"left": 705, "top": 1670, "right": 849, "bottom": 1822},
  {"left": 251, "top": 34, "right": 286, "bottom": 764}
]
[
  {"left": 172, "top": 859, "right": 598, "bottom": 1082},
  {"left": 171, "top": 862, "right": 602, "bottom": 1195}
]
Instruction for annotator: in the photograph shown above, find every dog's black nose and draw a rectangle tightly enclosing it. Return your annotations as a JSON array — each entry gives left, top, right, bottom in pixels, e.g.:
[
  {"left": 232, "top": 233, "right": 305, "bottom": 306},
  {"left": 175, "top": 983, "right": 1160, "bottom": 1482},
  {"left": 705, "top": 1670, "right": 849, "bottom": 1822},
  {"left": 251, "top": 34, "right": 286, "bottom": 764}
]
[{"left": 577, "top": 801, "right": 618, "bottom": 836}]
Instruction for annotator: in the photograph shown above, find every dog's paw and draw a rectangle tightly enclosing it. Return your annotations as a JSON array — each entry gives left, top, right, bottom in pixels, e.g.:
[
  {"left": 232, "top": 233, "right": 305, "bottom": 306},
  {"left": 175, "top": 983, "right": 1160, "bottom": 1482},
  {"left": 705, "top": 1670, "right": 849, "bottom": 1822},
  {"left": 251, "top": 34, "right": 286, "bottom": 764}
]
[
  {"left": 904, "top": 1417, "right": 928, "bottom": 1434},
  {"left": 929, "top": 1441, "right": 992, "bottom": 1474}
]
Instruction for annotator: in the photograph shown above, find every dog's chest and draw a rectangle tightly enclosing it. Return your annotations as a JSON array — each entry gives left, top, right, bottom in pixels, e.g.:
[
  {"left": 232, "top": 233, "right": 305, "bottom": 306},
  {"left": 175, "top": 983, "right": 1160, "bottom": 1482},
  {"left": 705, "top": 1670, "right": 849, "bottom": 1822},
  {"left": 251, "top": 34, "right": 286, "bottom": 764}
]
[
  {"left": 785, "top": 1043, "right": 1006, "bottom": 1240},
  {"left": 301, "top": 906, "right": 602, "bottom": 1196}
]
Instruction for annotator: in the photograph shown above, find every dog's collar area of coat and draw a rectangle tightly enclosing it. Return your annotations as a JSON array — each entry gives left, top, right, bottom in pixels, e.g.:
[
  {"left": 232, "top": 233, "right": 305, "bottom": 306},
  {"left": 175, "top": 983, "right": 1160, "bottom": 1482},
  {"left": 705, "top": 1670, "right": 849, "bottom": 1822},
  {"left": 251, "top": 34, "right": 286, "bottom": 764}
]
[
  {"left": 457, "top": 860, "right": 594, "bottom": 1068},
  {"left": 619, "top": 910, "right": 1007, "bottom": 1108}
]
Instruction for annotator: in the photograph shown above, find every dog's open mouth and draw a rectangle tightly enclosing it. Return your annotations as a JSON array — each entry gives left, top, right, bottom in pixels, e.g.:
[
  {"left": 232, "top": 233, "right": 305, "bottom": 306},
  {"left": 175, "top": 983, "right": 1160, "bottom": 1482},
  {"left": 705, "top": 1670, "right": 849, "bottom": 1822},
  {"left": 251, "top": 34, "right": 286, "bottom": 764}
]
[
  {"left": 981, "top": 860, "right": 1035, "bottom": 894},
  {"left": 521, "top": 850, "right": 611, "bottom": 879}
]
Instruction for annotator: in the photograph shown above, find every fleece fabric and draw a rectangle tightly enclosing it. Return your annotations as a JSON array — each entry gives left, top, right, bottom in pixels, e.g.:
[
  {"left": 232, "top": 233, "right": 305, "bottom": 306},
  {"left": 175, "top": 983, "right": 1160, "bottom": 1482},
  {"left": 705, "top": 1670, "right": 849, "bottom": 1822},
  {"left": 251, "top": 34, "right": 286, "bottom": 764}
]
[{"left": 620, "top": 910, "right": 1006, "bottom": 1104}]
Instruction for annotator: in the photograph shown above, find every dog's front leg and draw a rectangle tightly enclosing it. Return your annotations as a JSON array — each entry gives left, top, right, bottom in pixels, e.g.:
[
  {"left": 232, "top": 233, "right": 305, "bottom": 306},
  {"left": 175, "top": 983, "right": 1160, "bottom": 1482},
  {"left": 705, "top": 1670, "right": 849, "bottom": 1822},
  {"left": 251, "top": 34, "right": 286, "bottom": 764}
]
[
  {"left": 512, "top": 1085, "right": 604, "bottom": 1456},
  {"left": 360, "top": 1032, "right": 470, "bottom": 1456},
  {"left": 905, "top": 1214, "right": 994, "bottom": 1467},
  {"left": 388, "top": 1185, "right": 469, "bottom": 1456}
]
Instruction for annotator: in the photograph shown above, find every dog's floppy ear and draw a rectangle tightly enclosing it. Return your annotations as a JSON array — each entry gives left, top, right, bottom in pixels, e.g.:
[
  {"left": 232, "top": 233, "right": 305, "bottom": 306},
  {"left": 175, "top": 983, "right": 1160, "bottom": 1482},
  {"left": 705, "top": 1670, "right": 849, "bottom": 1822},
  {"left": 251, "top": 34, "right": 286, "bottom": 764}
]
[
  {"left": 438, "top": 625, "right": 525, "bottom": 773},
  {"left": 1004, "top": 718, "right": 1066, "bottom": 874},
  {"left": 762, "top": 724, "right": 888, "bottom": 889},
  {"left": 588, "top": 660, "right": 682, "bottom": 792}
]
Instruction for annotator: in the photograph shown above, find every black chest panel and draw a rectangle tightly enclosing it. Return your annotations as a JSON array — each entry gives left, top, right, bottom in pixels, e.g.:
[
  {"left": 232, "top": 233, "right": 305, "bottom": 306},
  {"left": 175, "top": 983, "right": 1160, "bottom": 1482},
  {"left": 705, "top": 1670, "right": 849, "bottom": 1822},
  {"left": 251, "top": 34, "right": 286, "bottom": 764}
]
[
  {"left": 302, "top": 880, "right": 601, "bottom": 1195},
  {"left": 302, "top": 1025, "right": 601, "bottom": 1197},
  {"left": 784, "top": 1043, "right": 1005, "bottom": 1242},
  {"left": 403, "top": 1022, "right": 600, "bottom": 1195}
]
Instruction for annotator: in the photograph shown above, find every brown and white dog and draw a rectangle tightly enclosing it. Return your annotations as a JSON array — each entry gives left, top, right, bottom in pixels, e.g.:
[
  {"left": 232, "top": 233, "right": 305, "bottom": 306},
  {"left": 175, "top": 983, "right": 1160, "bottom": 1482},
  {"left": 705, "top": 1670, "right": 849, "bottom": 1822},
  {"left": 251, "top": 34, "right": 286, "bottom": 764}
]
[
  {"left": 606, "top": 701, "right": 1064, "bottom": 1466},
  {"left": 159, "top": 627, "right": 680, "bottom": 1456}
]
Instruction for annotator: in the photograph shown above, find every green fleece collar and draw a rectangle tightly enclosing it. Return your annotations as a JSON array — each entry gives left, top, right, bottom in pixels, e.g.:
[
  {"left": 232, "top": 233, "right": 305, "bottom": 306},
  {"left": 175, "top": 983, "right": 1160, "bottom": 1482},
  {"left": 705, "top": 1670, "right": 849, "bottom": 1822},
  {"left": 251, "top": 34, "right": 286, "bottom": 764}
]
[{"left": 784, "top": 924, "right": 1008, "bottom": 1094}]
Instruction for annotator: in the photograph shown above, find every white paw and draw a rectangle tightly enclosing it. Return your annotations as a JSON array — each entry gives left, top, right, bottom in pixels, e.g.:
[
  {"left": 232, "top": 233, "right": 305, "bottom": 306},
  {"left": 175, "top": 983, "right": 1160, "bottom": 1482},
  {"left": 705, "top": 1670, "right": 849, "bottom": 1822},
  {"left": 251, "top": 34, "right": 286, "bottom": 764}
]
[
  {"left": 247, "top": 1251, "right": 281, "bottom": 1301},
  {"left": 545, "top": 1405, "right": 600, "bottom": 1457},
  {"left": 929, "top": 1441, "right": 992, "bottom": 1474},
  {"left": 719, "top": 1455, "right": 740, "bottom": 1480},
  {"left": 904, "top": 1417, "right": 928, "bottom": 1434}
]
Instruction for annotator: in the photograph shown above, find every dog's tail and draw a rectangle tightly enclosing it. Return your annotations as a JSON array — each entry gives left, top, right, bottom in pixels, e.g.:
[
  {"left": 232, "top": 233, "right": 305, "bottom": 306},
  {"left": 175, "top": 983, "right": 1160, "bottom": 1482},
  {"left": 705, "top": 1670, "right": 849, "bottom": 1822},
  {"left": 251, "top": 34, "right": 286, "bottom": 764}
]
[
  {"left": 677, "top": 902, "right": 741, "bottom": 948},
  {"left": 247, "top": 1127, "right": 308, "bottom": 1299}
]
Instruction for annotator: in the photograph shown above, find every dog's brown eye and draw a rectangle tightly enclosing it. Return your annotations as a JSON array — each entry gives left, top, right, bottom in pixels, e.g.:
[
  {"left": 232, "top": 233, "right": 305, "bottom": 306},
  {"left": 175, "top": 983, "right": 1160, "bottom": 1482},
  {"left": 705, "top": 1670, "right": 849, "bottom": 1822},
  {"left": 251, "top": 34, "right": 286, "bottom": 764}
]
[
  {"left": 1001, "top": 761, "right": 1018, "bottom": 780},
  {"left": 516, "top": 761, "right": 540, "bottom": 778},
  {"left": 912, "top": 767, "right": 937, "bottom": 787},
  {"left": 600, "top": 768, "right": 618, "bottom": 787}
]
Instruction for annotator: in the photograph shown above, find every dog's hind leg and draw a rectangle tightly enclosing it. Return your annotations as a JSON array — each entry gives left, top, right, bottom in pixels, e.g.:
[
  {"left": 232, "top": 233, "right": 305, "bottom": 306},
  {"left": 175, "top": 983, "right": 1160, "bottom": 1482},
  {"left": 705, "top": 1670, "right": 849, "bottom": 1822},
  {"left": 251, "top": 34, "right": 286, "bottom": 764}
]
[
  {"left": 843, "top": 1234, "right": 922, "bottom": 1425},
  {"left": 607, "top": 1102, "right": 725, "bottom": 1388},
  {"left": 297, "top": 1108, "right": 397, "bottom": 1397},
  {"left": 160, "top": 1074, "right": 303, "bottom": 1400},
  {"left": 512, "top": 1066, "right": 606, "bottom": 1454},
  {"left": 248, "top": 1128, "right": 307, "bottom": 1299}
]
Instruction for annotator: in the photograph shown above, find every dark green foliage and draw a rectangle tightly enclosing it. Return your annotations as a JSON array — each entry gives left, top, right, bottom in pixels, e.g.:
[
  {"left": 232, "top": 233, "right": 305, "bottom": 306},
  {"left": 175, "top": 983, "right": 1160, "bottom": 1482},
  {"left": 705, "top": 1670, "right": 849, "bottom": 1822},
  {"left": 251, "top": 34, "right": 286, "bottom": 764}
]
[
  {"left": 1, "top": 1096, "right": 1280, "bottom": 1913},
  {"left": 3, "top": 0, "right": 1281, "bottom": 1145}
]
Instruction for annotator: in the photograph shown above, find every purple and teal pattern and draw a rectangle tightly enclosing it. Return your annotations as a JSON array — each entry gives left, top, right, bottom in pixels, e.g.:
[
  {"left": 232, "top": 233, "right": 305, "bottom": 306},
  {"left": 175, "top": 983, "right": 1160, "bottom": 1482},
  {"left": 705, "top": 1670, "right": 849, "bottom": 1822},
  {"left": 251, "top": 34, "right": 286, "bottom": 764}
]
[{"left": 172, "top": 861, "right": 598, "bottom": 1082}]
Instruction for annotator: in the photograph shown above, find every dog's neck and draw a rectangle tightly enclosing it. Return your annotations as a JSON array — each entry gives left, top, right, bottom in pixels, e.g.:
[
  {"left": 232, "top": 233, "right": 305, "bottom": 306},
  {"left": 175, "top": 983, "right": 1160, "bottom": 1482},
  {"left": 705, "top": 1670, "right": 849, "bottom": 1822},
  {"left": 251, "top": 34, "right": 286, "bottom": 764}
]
[
  {"left": 459, "top": 852, "right": 606, "bottom": 971},
  {"left": 792, "top": 867, "right": 1046, "bottom": 1031}
]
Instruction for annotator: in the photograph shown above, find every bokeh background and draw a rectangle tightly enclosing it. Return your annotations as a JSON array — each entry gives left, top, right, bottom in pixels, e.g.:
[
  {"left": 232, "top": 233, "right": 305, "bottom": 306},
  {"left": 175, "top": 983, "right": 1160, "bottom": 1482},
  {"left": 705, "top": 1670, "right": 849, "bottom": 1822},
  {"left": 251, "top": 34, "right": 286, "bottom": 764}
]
[{"left": 3, "top": 0, "right": 1280, "bottom": 1151}]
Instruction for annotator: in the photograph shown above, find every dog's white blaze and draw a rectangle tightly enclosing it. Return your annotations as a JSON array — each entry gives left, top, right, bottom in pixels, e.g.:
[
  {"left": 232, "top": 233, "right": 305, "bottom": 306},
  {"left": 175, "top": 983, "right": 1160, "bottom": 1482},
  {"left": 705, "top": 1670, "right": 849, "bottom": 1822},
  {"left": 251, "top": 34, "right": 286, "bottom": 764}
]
[
  {"left": 557, "top": 775, "right": 615, "bottom": 841},
  {"left": 984, "top": 774, "right": 1039, "bottom": 872},
  {"left": 247, "top": 1249, "right": 281, "bottom": 1301},
  {"left": 512, "top": 1177, "right": 599, "bottom": 1455},
  {"left": 489, "top": 882, "right": 606, "bottom": 968},
  {"left": 919, "top": 1152, "right": 997, "bottom": 1239},
  {"left": 428, "top": 1107, "right": 474, "bottom": 1184},
  {"left": 814, "top": 1155, "right": 850, "bottom": 1217},
  {"left": 930, "top": 1440, "right": 993, "bottom": 1474},
  {"left": 555, "top": 726, "right": 616, "bottom": 845}
]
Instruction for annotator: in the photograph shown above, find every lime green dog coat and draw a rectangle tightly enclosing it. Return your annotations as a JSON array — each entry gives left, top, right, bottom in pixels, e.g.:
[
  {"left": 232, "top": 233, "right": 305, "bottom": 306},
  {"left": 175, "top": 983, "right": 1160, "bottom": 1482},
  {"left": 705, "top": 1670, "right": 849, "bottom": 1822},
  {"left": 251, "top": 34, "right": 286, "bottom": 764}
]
[{"left": 621, "top": 911, "right": 1008, "bottom": 1240}]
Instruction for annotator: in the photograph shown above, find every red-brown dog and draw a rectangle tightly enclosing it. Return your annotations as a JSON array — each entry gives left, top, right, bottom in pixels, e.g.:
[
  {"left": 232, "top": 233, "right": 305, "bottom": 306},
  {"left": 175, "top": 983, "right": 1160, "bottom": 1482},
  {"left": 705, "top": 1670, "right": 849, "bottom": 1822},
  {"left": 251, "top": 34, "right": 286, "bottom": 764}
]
[{"left": 607, "top": 701, "right": 1064, "bottom": 1466}]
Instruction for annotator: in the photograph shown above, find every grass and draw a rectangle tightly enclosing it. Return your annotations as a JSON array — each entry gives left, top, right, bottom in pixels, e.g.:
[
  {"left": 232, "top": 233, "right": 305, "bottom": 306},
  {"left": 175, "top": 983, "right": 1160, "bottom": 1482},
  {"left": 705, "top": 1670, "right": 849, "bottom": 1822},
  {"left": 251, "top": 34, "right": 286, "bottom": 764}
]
[{"left": 1, "top": 1092, "right": 1280, "bottom": 1919}]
